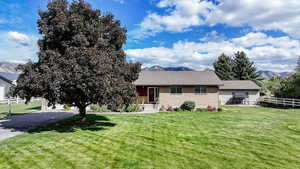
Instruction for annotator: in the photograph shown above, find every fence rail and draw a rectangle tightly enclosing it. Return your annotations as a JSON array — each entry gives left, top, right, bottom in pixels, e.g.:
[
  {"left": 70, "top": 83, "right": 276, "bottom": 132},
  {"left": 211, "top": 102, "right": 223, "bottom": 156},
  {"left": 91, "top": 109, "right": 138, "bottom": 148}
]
[
  {"left": 0, "top": 97, "right": 40, "bottom": 105},
  {"left": 259, "top": 97, "right": 300, "bottom": 107}
]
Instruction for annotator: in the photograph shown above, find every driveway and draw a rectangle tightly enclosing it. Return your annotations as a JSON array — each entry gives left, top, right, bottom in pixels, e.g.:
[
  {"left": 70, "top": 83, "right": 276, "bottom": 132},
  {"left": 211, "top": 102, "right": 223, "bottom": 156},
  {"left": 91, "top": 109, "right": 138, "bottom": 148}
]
[{"left": 0, "top": 112, "right": 74, "bottom": 141}]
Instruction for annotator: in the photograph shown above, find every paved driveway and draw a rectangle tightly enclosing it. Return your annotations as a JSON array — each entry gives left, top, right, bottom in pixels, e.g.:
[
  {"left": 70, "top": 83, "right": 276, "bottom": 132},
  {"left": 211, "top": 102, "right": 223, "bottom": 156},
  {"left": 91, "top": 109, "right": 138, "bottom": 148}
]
[{"left": 0, "top": 112, "right": 74, "bottom": 141}]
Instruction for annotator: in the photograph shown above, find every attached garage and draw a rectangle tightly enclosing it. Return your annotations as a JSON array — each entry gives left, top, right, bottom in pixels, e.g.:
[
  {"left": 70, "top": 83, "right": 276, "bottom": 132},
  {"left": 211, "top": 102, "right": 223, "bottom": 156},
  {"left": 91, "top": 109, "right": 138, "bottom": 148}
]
[{"left": 219, "top": 80, "right": 260, "bottom": 105}]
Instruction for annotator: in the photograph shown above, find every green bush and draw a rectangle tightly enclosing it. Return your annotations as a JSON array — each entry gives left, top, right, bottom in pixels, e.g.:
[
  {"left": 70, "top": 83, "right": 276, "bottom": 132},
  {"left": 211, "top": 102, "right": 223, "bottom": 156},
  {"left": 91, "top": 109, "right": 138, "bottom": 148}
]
[
  {"left": 90, "top": 105, "right": 110, "bottom": 112},
  {"left": 180, "top": 101, "right": 195, "bottom": 111},
  {"left": 126, "top": 104, "right": 143, "bottom": 112},
  {"left": 116, "top": 106, "right": 126, "bottom": 112},
  {"left": 63, "top": 105, "right": 72, "bottom": 111},
  {"left": 174, "top": 107, "right": 182, "bottom": 112},
  {"left": 196, "top": 108, "right": 206, "bottom": 112}
]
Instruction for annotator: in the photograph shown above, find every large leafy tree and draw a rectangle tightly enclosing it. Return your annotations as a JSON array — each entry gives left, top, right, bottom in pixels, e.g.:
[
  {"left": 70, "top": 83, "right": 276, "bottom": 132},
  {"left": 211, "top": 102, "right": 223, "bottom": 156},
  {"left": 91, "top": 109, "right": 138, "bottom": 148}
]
[
  {"left": 232, "top": 51, "right": 260, "bottom": 81},
  {"left": 275, "top": 73, "right": 300, "bottom": 99},
  {"left": 13, "top": 0, "right": 141, "bottom": 119},
  {"left": 213, "top": 53, "right": 234, "bottom": 80}
]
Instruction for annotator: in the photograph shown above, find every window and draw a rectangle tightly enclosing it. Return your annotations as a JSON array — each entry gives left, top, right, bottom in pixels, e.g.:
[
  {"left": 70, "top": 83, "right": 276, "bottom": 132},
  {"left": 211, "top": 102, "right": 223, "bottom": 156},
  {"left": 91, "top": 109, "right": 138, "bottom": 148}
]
[
  {"left": 195, "top": 86, "right": 207, "bottom": 94},
  {"left": 170, "top": 87, "right": 182, "bottom": 94}
]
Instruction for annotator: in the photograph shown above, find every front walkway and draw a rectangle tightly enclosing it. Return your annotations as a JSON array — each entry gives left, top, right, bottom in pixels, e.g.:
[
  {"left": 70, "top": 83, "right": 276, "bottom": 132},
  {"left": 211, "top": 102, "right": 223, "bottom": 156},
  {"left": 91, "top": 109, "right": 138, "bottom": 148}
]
[{"left": 0, "top": 112, "right": 74, "bottom": 141}]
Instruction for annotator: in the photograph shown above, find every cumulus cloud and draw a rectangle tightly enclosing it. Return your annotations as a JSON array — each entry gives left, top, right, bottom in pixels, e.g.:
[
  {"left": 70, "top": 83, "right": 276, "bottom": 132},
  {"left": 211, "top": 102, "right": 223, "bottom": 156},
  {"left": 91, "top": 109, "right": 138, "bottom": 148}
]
[
  {"left": 132, "top": 0, "right": 300, "bottom": 38},
  {"left": 126, "top": 32, "right": 300, "bottom": 72},
  {"left": 0, "top": 31, "right": 38, "bottom": 62},
  {"left": 7, "top": 31, "right": 31, "bottom": 46}
]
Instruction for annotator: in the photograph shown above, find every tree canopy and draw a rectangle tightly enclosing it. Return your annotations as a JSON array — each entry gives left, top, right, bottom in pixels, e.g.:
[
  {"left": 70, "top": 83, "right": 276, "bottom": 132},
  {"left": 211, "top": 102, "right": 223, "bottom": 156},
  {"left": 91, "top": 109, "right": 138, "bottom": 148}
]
[
  {"left": 232, "top": 51, "right": 260, "bottom": 81},
  {"left": 275, "top": 73, "right": 300, "bottom": 99},
  {"left": 213, "top": 53, "right": 234, "bottom": 80},
  {"left": 213, "top": 51, "right": 261, "bottom": 83},
  {"left": 13, "top": 0, "right": 141, "bottom": 118}
]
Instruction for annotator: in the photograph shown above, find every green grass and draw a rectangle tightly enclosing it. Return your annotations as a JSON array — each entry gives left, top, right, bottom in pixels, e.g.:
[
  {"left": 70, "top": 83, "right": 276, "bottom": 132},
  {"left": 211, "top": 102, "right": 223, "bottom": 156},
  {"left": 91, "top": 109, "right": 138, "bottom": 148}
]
[
  {"left": 0, "top": 106, "right": 300, "bottom": 169},
  {"left": 0, "top": 101, "right": 41, "bottom": 119}
]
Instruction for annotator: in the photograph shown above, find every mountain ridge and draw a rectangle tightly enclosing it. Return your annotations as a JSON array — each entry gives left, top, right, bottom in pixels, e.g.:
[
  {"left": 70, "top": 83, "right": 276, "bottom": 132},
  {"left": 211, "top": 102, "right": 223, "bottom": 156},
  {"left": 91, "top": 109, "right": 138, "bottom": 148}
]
[
  {"left": 143, "top": 65, "right": 290, "bottom": 79},
  {"left": 0, "top": 62, "right": 291, "bottom": 80}
]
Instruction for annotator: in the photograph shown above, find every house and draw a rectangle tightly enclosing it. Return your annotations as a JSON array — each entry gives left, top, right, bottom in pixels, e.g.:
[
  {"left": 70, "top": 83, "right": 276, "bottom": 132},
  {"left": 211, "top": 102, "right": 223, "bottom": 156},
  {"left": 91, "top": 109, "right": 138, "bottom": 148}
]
[
  {"left": 0, "top": 72, "right": 19, "bottom": 100},
  {"left": 134, "top": 71, "right": 260, "bottom": 109}
]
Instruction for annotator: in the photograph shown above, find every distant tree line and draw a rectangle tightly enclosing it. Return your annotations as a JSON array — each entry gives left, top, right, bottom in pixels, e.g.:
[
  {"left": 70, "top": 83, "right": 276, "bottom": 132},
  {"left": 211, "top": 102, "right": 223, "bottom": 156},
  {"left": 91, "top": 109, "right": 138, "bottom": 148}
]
[
  {"left": 274, "top": 56, "right": 300, "bottom": 99},
  {"left": 213, "top": 51, "right": 262, "bottom": 84}
]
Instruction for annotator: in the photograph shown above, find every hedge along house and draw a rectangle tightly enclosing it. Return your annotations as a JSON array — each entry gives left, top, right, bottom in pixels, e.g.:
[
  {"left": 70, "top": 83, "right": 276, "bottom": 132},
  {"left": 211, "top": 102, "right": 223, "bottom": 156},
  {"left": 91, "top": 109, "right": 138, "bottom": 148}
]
[
  {"left": 219, "top": 80, "right": 261, "bottom": 105},
  {"left": 134, "top": 71, "right": 224, "bottom": 109}
]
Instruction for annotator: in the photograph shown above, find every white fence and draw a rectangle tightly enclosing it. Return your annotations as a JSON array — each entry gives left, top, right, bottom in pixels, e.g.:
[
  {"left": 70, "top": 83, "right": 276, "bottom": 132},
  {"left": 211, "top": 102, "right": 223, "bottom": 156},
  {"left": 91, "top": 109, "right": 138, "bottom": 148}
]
[
  {"left": 0, "top": 97, "right": 40, "bottom": 105},
  {"left": 259, "top": 97, "right": 300, "bottom": 107}
]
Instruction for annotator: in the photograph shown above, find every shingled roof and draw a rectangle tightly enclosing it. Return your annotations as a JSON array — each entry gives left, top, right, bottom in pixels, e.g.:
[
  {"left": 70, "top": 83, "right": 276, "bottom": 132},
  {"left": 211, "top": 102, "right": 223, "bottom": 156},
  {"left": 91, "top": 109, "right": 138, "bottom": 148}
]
[
  {"left": 134, "top": 71, "right": 223, "bottom": 86},
  {"left": 0, "top": 72, "right": 19, "bottom": 82},
  {"left": 220, "top": 80, "right": 260, "bottom": 90}
]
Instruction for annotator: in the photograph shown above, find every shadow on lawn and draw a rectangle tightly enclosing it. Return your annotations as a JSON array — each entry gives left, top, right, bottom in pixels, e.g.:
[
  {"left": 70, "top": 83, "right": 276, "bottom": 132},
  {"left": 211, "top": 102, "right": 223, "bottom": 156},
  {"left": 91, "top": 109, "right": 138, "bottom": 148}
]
[
  {"left": 26, "top": 106, "right": 42, "bottom": 111},
  {"left": 30, "top": 114, "right": 116, "bottom": 133}
]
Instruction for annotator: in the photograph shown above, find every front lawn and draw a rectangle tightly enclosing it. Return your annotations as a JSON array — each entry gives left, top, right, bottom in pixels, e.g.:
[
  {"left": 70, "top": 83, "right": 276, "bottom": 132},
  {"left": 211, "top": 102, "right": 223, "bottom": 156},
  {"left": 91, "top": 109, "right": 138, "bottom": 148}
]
[
  {"left": 0, "top": 101, "right": 41, "bottom": 120},
  {"left": 0, "top": 106, "right": 299, "bottom": 169}
]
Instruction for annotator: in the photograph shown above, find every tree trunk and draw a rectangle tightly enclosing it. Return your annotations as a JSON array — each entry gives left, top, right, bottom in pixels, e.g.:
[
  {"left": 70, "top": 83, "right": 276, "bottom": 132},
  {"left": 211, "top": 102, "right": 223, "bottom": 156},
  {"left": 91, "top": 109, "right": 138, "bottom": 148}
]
[{"left": 78, "top": 106, "right": 87, "bottom": 121}]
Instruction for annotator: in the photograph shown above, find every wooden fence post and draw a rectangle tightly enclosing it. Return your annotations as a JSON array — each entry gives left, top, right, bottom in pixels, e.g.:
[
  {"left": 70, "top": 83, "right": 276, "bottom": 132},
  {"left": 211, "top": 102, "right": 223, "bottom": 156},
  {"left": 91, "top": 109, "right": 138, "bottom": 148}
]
[{"left": 292, "top": 99, "right": 295, "bottom": 108}]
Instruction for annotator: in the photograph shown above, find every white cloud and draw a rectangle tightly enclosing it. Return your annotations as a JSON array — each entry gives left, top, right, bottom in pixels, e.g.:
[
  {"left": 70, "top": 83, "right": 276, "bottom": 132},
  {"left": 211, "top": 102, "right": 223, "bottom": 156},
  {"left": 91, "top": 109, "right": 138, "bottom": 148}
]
[
  {"left": 7, "top": 31, "right": 31, "bottom": 46},
  {"left": 126, "top": 32, "right": 300, "bottom": 72},
  {"left": 132, "top": 0, "right": 300, "bottom": 38},
  {"left": 0, "top": 31, "right": 38, "bottom": 62}
]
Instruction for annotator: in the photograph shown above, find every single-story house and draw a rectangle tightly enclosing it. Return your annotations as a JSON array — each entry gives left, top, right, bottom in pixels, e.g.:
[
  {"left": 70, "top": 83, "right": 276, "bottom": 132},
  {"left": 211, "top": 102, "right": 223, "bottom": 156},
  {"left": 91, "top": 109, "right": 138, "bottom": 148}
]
[
  {"left": 0, "top": 72, "right": 19, "bottom": 100},
  {"left": 134, "top": 71, "right": 260, "bottom": 109}
]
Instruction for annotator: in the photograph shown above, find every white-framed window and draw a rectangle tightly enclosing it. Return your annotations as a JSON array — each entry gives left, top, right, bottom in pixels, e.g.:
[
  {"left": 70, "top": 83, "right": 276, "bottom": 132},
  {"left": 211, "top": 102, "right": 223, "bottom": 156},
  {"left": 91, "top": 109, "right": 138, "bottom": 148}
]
[
  {"left": 170, "top": 87, "right": 182, "bottom": 94},
  {"left": 195, "top": 86, "right": 207, "bottom": 94}
]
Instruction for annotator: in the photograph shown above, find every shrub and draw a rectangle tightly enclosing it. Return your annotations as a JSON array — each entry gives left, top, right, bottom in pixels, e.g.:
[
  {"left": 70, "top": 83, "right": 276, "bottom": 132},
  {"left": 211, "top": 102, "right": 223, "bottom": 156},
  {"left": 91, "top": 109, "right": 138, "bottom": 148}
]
[
  {"left": 63, "top": 105, "right": 72, "bottom": 111},
  {"left": 90, "top": 105, "right": 110, "bottom": 112},
  {"left": 217, "top": 107, "right": 222, "bottom": 112},
  {"left": 126, "top": 104, "right": 143, "bottom": 112},
  {"left": 196, "top": 108, "right": 206, "bottom": 112},
  {"left": 207, "top": 106, "right": 217, "bottom": 112},
  {"left": 180, "top": 101, "right": 196, "bottom": 111},
  {"left": 167, "top": 106, "right": 174, "bottom": 111},
  {"left": 159, "top": 105, "right": 166, "bottom": 111},
  {"left": 174, "top": 107, "right": 182, "bottom": 112}
]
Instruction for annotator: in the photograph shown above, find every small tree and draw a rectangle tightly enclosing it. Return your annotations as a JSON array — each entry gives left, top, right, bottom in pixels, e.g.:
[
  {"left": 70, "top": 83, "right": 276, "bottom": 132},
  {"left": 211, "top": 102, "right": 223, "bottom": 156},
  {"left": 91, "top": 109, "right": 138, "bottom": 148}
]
[
  {"left": 232, "top": 51, "right": 260, "bottom": 81},
  {"left": 213, "top": 53, "right": 234, "bottom": 80},
  {"left": 13, "top": 0, "right": 141, "bottom": 120}
]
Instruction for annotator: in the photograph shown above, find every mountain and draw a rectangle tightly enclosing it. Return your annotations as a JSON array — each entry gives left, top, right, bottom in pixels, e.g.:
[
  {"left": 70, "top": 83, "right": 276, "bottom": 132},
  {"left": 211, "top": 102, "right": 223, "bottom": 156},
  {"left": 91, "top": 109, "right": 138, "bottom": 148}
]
[
  {"left": 0, "top": 62, "right": 290, "bottom": 80},
  {"left": 258, "top": 70, "right": 290, "bottom": 80},
  {"left": 0, "top": 62, "right": 20, "bottom": 74},
  {"left": 143, "top": 65, "right": 194, "bottom": 71},
  {"left": 143, "top": 66, "right": 290, "bottom": 80}
]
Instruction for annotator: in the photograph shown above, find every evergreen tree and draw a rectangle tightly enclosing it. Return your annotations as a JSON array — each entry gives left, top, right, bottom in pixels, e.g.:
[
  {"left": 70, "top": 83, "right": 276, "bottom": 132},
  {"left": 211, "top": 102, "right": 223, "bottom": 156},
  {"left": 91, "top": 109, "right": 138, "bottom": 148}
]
[
  {"left": 213, "top": 53, "right": 234, "bottom": 80},
  {"left": 13, "top": 0, "right": 141, "bottom": 119},
  {"left": 232, "top": 51, "right": 259, "bottom": 81}
]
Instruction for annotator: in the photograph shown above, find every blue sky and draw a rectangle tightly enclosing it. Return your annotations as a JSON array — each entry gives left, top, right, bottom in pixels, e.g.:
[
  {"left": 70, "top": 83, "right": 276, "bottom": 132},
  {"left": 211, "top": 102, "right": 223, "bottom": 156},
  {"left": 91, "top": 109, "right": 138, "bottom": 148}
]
[{"left": 0, "top": 0, "right": 300, "bottom": 72}]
